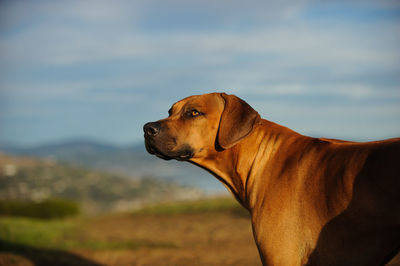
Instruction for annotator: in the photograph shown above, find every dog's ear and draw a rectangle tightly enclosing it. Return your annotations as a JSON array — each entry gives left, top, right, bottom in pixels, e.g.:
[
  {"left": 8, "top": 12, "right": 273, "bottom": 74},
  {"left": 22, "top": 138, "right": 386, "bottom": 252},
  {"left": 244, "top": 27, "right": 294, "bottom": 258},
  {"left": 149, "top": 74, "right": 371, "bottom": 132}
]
[{"left": 217, "top": 93, "right": 260, "bottom": 149}]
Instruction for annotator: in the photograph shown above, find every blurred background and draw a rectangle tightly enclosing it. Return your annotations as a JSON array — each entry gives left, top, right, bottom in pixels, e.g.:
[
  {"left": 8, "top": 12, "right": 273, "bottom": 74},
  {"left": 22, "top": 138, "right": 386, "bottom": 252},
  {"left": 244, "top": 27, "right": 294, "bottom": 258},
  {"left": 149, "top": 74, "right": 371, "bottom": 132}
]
[{"left": 0, "top": 0, "right": 399, "bottom": 265}]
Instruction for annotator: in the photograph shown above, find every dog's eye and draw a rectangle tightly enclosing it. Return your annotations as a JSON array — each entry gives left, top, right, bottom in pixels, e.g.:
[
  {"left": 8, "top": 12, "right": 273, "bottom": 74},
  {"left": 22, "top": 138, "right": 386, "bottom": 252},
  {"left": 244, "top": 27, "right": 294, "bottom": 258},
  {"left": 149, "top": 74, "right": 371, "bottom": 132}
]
[
  {"left": 183, "top": 109, "right": 202, "bottom": 118},
  {"left": 191, "top": 110, "right": 200, "bottom": 117}
]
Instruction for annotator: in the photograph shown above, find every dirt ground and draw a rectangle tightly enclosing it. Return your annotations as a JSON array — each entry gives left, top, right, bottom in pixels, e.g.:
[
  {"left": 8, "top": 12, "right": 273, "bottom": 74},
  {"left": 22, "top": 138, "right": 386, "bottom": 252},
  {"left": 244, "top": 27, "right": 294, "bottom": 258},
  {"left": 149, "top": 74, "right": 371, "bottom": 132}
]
[
  {"left": 0, "top": 211, "right": 261, "bottom": 266},
  {"left": 1, "top": 210, "right": 399, "bottom": 266},
  {"left": 75, "top": 212, "right": 261, "bottom": 266}
]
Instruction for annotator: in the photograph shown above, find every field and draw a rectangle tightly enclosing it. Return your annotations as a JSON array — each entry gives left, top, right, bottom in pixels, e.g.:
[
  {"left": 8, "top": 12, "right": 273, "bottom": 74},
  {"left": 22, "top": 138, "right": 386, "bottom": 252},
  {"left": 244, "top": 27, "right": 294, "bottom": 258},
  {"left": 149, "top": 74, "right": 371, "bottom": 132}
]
[{"left": 0, "top": 197, "right": 261, "bottom": 266}]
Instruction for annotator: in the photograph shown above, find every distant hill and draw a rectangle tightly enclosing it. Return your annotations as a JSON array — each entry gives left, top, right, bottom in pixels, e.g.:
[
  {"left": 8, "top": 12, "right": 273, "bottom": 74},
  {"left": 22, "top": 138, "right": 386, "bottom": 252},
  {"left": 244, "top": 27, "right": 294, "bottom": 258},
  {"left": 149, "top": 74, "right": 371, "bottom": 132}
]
[
  {"left": 0, "top": 139, "right": 225, "bottom": 194},
  {"left": 0, "top": 153, "right": 203, "bottom": 214}
]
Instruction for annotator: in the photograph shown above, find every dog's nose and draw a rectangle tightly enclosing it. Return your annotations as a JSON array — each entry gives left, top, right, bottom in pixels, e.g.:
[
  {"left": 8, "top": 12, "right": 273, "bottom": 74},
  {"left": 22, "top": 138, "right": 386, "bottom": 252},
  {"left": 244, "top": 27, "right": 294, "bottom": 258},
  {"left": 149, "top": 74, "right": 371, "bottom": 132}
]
[{"left": 144, "top": 122, "right": 161, "bottom": 137}]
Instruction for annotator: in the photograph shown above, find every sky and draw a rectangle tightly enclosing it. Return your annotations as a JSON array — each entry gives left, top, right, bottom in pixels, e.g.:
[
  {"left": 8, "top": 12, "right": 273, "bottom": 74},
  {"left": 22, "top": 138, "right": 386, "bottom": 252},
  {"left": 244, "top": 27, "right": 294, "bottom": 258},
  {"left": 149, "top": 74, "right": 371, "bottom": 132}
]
[{"left": 0, "top": 0, "right": 399, "bottom": 146}]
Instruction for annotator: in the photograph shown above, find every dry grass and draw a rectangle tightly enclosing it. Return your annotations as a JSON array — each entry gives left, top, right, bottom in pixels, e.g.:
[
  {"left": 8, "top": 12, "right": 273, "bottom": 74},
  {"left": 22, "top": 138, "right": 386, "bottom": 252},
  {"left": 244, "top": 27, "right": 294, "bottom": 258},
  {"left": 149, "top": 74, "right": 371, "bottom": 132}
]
[
  {"left": 0, "top": 198, "right": 261, "bottom": 266},
  {"left": 3, "top": 197, "right": 398, "bottom": 265},
  {"left": 75, "top": 211, "right": 261, "bottom": 265}
]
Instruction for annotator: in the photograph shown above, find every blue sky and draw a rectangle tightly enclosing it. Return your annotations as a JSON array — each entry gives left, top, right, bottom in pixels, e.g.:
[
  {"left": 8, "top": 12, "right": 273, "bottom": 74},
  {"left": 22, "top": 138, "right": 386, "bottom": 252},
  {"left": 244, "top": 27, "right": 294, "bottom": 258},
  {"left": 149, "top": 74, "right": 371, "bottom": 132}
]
[{"left": 0, "top": 0, "right": 399, "bottom": 146}]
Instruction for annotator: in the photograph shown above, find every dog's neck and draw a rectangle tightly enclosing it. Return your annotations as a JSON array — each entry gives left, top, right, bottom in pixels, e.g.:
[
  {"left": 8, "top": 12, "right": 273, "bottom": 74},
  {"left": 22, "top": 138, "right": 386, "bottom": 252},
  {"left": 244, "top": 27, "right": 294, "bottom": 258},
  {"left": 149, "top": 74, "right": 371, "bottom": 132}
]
[
  {"left": 190, "top": 147, "right": 249, "bottom": 207},
  {"left": 190, "top": 119, "right": 300, "bottom": 210}
]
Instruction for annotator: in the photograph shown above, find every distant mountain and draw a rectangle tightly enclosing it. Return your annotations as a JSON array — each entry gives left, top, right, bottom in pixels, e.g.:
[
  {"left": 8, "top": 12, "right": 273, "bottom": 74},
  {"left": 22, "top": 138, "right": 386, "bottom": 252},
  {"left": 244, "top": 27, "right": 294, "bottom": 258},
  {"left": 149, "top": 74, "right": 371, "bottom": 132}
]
[
  {"left": 0, "top": 139, "right": 225, "bottom": 194},
  {"left": 0, "top": 153, "right": 203, "bottom": 214},
  {"left": 1, "top": 138, "right": 126, "bottom": 156}
]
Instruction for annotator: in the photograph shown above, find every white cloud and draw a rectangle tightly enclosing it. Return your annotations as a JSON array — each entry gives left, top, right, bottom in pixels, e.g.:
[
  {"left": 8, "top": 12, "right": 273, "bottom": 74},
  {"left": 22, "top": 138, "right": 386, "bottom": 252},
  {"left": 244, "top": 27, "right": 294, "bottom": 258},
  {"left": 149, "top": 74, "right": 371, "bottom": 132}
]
[
  {"left": 2, "top": 15, "right": 398, "bottom": 71},
  {"left": 0, "top": 0, "right": 399, "bottom": 144},
  {"left": 235, "top": 83, "right": 400, "bottom": 100}
]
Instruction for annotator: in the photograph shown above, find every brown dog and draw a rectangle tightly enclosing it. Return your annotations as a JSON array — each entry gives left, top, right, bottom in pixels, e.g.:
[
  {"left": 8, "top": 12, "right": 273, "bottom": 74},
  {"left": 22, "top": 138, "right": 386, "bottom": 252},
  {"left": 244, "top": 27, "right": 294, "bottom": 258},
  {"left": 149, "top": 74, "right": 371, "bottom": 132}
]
[{"left": 143, "top": 92, "right": 400, "bottom": 265}]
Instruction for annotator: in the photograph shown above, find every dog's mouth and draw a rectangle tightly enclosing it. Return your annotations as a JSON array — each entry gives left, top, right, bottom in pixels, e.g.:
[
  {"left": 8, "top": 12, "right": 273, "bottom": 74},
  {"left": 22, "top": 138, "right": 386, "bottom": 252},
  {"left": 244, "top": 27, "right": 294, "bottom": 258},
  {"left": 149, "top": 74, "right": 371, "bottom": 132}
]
[
  {"left": 145, "top": 138, "right": 173, "bottom": 160},
  {"left": 144, "top": 137, "right": 193, "bottom": 161}
]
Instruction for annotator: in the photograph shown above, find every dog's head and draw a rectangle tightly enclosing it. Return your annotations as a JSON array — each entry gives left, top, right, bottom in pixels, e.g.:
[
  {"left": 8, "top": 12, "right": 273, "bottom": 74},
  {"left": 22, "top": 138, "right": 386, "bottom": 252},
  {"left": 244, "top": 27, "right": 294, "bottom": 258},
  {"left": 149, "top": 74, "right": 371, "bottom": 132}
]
[{"left": 143, "top": 92, "right": 260, "bottom": 161}]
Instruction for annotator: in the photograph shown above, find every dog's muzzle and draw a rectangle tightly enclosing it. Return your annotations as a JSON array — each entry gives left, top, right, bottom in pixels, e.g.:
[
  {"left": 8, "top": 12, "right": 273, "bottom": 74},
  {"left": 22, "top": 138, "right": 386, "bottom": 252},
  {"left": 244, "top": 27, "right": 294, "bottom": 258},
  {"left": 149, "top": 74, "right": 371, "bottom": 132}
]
[{"left": 143, "top": 122, "right": 193, "bottom": 161}]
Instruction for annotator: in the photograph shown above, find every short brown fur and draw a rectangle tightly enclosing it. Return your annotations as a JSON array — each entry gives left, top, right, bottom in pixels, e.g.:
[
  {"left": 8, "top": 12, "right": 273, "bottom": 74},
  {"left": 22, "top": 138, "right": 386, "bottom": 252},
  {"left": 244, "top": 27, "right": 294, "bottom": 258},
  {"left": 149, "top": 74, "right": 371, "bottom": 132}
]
[{"left": 144, "top": 92, "right": 400, "bottom": 265}]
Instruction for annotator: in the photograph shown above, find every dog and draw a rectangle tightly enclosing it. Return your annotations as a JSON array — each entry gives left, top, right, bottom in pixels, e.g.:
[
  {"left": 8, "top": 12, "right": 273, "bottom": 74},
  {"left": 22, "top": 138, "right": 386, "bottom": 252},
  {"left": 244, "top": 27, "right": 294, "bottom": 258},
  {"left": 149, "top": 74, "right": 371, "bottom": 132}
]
[{"left": 144, "top": 92, "right": 400, "bottom": 265}]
